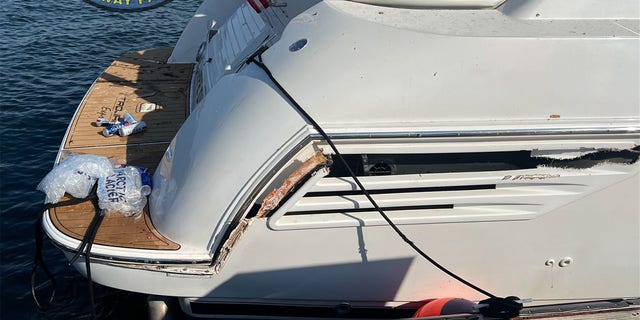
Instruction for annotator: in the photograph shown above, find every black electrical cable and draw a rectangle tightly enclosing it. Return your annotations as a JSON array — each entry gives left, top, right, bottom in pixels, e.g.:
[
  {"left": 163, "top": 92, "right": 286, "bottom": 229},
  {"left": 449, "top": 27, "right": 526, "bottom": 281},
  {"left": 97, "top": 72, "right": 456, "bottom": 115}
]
[
  {"left": 32, "top": 207, "right": 58, "bottom": 310},
  {"left": 33, "top": 188, "right": 104, "bottom": 319},
  {"left": 249, "top": 57, "right": 523, "bottom": 318},
  {"left": 32, "top": 192, "right": 97, "bottom": 310},
  {"left": 68, "top": 204, "right": 104, "bottom": 266},
  {"left": 83, "top": 196, "right": 104, "bottom": 319},
  {"left": 250, "top": 57, "right": 494, "bottom": 297}
]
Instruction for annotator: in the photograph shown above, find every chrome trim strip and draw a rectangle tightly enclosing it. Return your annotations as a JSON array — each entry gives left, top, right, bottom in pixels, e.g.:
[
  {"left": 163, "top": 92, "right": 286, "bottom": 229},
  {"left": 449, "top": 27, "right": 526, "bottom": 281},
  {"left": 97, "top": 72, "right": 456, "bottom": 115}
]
[{"left": 311, "top": 126, "right": 640, "bottom": 139}]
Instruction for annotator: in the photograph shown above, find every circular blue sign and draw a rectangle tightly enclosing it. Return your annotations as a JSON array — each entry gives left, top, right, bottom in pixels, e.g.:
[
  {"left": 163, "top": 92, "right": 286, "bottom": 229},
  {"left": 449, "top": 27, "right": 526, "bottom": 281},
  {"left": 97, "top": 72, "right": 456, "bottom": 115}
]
[{"left": 82, "top": 0, "right": 174, "bottom": 12}]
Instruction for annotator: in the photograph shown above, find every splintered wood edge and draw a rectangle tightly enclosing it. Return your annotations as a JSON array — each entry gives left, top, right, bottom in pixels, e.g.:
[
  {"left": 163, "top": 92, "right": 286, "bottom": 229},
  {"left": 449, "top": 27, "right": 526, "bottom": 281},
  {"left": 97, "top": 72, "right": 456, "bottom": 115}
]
[{"left": 256, "top": 151, "right": 329, "bottom": 217}]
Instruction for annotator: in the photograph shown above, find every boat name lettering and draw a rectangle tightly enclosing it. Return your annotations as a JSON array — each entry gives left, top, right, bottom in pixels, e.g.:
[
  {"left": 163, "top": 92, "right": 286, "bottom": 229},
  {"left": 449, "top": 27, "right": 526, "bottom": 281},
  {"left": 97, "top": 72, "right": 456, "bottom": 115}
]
[
  {"left": 502, "top": 174, "right": 560, "bottom": 181},
  {"left": 97, "top": 106, "right": 112, "bottom": 119},
  {"left": 82, "top": 0, "right": 174, "bottom": 12},
  {"left": 113, "top": 96, "right": 126, "bottom": 118},
  {"left": 104, "top": 171, "right": 127, "bottom": 202}
]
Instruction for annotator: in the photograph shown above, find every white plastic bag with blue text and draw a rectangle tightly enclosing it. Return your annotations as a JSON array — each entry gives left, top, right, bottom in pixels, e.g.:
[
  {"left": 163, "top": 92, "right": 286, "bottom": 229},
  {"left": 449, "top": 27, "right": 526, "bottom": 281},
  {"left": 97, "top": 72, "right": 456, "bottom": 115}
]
[
  {"left": 97, "top": 166, "right": 151, "bottom": 217},
  {"left": 37, "top": 154, "right": 115, "bottom": 204}
]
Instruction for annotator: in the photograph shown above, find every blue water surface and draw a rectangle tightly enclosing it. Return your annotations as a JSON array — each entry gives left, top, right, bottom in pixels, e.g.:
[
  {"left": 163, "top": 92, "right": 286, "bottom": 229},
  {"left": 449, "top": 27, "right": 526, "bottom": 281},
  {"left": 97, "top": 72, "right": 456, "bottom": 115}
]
[{"left": 0, "top": 1, "right": 201, "bottom": 318}]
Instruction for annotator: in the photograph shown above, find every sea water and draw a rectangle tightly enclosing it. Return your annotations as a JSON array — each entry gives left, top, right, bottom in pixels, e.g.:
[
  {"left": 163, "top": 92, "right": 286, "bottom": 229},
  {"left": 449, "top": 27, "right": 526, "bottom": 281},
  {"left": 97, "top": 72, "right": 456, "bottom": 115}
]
[{"left": 0, "top": 1, "right": 200, "bottom": 318}]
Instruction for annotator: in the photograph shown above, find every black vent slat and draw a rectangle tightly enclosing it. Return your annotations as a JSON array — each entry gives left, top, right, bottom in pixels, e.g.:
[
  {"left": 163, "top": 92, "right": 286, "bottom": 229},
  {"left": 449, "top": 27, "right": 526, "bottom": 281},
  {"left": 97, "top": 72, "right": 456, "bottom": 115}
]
[
  {"left": 305, "top": 184, "right": 495, "bottom": 198},
  {"left": 286, "top": 204, "right": 453, "bottom": 215}
]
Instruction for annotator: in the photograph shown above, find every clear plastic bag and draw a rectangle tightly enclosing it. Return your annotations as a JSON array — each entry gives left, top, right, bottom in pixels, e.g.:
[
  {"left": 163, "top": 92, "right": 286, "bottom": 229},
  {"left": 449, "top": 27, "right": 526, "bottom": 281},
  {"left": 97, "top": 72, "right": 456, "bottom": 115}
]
[
  {"left": 97, "top": 166, "right": 151, "bottom": 217},
  {"left": 37, "top": 154, "right": 115, "bottom": 204}
]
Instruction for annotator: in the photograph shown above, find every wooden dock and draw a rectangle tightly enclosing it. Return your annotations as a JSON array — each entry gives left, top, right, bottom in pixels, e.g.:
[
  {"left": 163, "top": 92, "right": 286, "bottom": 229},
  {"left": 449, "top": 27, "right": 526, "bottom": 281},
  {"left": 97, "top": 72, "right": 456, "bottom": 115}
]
[{"left": 49, "top": 48, "right": 193, "bottom": 250}]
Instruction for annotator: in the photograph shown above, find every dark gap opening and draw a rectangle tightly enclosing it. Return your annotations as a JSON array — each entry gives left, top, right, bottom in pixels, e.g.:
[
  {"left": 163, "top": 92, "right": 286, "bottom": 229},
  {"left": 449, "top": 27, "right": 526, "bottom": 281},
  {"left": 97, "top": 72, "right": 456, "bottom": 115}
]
[
  {"left": 537, "top": 149, "right": 639, "bottom": 169},
  {"left": 326, "top": 149, "right": 639, "bottom": 177},
  {"left": 305, "top": 184, "right": 496, "bottom": 197},
  {"left": 245, "top": 203, "right": 261, "bottom": 219},
  {"left": 327, "top": 151, "right": 537, "bottom": 177},
  {"left": 285, "top": 204, "right": 453, "bottom": 215},
  {"left": 327, "top": 154, "right": 365, "bottom": 176}
]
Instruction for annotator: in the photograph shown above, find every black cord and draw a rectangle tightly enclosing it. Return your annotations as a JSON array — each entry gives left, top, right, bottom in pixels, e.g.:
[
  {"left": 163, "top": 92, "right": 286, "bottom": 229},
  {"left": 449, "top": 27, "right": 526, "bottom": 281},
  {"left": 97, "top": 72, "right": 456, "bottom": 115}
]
[
  {"left": 32, "top": 193, "right": 97, "bottom": 311},
  {"left": 250, "top": 57, "right": 497, "bottom": 298},
  {"left": 33, "top": 188, "right": 105, "bottom": 319},
  {"left": 67, "top": 193, "right": 104, "bottom": 319},
  {"left": 249, "top": 58, "right": 524, "bottom": 318},
  {"left": 85, "top": 196, "right": 104, "bottom": 319},
  {"left": 68, "top": 203, "right": 104, "bottom": 266},
  {"left": 32, "top": 210, "right": 57, "bottom": 310}
]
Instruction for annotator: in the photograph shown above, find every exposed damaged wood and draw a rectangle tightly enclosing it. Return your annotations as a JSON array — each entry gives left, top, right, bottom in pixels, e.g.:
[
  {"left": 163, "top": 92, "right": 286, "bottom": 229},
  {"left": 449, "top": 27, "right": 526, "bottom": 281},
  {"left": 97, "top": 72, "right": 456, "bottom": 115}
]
[
  {"left": 256, "top": 151, "right": 330, "bottom": 217},
  {"left": 328, "top": 148, "right": 640, "bottom": 177},
  {"left": 534, "top": 148, "right": 639, "bottom": 168},
  {"left": 213, "top": 218, "right": 251, "bottom": 273},
  {"left": 213, "top": 152, "right": 331, "bottom": 272}
]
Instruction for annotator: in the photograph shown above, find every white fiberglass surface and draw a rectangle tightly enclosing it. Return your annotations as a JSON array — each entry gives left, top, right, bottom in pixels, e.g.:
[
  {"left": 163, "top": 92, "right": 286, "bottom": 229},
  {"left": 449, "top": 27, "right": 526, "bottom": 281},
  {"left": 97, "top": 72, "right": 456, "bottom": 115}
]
[
  {"left": 259, "top": 136, "right": 639, "bottom": 230},
  {"left": 214, "top": 172, "right": 639, "bottom": 303},
  {"left": 265, "top": 1, "right": 639, "bottom": 127},
  {"left": 205, "top": 2, "right": 270, "bottom": 84},
  {"left": 150, "top": 71, "right": 307, "bottom": 252}
]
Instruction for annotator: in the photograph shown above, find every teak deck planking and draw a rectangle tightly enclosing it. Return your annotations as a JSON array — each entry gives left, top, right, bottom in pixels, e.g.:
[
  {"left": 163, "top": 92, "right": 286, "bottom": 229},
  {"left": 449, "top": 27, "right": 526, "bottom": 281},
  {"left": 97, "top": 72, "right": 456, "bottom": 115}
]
[{"left": 50, "top": 48, "right": 193, "bottom": 250}]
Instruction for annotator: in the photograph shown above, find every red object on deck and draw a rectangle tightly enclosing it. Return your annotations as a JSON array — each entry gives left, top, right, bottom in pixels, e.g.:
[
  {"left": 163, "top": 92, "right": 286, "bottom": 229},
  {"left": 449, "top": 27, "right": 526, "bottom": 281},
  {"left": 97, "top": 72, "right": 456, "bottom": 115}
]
[{"left": 413, "top": 298, "right": 476, "bottom": 318}]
